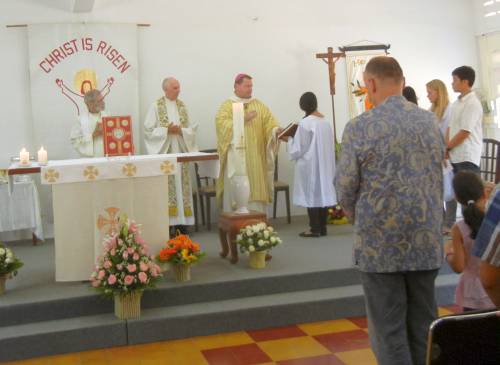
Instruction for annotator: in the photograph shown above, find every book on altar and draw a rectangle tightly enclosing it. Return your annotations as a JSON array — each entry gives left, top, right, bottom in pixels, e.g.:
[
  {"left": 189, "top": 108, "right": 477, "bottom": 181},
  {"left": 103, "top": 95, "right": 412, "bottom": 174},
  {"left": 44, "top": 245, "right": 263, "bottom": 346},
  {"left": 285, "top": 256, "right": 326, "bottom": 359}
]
[
  {"left": 278, "top": 122, "right": 298, "bottom": 140},
  {"left": 102, "top": 116, "right": 134, "bottom": 156}
]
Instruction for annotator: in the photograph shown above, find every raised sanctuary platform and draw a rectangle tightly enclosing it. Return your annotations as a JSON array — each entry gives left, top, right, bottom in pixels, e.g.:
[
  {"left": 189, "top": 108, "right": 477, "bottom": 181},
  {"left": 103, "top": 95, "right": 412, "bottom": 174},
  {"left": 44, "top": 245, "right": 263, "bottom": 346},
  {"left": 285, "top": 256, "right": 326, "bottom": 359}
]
[{"left": 0, "top": 216, "right": 458, "bottom": 362}]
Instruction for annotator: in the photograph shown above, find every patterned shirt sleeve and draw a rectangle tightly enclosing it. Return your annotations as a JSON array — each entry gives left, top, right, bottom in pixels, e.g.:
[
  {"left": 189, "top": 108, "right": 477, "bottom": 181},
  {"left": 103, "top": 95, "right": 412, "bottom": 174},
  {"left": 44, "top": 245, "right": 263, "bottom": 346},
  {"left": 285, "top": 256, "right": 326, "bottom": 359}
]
[
  {"left": 335, "top": 120, "right": 360, "bottom": 219},
  {"left": 473, "top": 190, "right": 500, "bottom": 266}
]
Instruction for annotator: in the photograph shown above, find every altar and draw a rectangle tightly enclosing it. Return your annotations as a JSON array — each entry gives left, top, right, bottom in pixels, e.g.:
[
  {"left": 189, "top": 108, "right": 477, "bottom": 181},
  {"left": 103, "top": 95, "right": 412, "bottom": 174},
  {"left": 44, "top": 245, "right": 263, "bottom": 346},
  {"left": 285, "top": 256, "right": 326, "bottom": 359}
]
[{"left": 8, "top": 152, "right": 218, "bottom": 282}]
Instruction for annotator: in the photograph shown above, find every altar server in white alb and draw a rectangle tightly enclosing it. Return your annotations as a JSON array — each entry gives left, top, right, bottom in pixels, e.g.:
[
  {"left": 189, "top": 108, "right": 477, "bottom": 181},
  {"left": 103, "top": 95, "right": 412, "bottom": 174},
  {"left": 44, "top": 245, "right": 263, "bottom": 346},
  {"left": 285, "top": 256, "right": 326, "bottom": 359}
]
[
  {"left": 284, "top": 92, "right": 336, "bottom": 237},
  {"left": 143, "top": 77, "right": 198, "bottom": 234},
  {"left": 70, "top": 89, "right": 106, "bottom": 157}
]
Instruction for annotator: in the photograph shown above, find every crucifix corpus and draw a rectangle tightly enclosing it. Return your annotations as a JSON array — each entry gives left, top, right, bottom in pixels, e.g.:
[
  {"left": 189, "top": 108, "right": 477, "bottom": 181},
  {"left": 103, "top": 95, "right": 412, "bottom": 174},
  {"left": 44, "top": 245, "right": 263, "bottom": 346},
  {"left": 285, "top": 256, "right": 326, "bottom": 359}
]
[{"left": 315, "top": 47, "right": 345, "bottom": 145}]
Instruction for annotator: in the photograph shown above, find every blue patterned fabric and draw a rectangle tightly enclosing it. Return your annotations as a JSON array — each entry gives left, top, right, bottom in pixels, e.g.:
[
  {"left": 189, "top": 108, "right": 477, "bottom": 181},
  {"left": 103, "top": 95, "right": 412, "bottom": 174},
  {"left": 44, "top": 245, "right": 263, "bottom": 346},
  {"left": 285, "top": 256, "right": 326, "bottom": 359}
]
[
  {"left": 336, "top": 96, "right": 444, "bottom": 272},
  {"left": 473, "top": 190, "right": 500, "bottom": 266}
]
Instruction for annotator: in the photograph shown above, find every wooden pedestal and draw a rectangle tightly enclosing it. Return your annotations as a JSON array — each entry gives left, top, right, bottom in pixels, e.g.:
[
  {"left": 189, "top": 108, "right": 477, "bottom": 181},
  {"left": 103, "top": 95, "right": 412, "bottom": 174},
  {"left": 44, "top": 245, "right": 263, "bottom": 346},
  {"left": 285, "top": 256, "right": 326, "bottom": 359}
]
[{"left": 218, "top": 211, "right": 267, "bottom": 264}]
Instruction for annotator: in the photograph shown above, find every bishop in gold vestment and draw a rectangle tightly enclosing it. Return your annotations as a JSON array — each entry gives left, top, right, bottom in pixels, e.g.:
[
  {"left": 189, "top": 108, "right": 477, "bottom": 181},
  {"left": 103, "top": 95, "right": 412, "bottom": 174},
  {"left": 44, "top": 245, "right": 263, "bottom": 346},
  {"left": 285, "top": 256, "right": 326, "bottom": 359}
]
[{"left": 215, "top": 74, "right": 280, "bottom": 213}]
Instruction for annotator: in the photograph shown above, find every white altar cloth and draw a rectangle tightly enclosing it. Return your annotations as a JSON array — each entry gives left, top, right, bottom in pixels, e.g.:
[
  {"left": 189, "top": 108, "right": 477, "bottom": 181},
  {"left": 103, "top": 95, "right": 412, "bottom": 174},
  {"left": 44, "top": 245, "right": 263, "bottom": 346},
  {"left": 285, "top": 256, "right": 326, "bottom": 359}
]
[{"left": 40, "top": 155, "right": 177, "bottom": 282}]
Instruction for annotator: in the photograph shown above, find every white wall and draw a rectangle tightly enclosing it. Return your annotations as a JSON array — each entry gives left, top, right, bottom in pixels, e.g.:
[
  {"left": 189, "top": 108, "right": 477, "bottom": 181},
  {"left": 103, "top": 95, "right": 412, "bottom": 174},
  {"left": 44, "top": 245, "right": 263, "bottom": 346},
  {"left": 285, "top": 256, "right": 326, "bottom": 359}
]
[{"left": 0, "top": 0, "right": 478, "bottom": 224}]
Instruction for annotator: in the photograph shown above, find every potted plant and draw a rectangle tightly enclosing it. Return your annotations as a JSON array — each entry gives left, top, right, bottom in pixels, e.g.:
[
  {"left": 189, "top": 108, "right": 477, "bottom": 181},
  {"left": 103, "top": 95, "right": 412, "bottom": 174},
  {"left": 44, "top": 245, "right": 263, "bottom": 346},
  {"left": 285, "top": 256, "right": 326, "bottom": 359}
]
[
  {"left": 157, "top": 233, "right": 204, "bottom": 282},
  {"left": 90, "top": 214, "right": 162, "bottom": 320},
  {"left": 0, "top": 243, "right": 23, "bottom": 295},
  {"left": 327, "top": 204, "right": 349, "bottom": 225},
  {"left": 236, "top": 222, "right": 282, "bottom": 269}
]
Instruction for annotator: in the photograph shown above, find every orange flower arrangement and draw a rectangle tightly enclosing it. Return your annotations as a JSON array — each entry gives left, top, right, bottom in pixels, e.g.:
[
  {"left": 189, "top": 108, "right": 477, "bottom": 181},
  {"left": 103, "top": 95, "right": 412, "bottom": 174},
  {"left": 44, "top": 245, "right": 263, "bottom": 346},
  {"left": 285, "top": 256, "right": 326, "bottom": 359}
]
[{"left": 157, "top": 234, "right": 205, "bottom": 265}]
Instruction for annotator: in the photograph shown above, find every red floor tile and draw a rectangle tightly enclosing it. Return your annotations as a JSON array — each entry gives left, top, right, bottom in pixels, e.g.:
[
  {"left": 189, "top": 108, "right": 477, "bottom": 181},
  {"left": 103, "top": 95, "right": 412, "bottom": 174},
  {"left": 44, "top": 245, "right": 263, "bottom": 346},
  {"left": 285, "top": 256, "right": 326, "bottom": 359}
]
[
  {"left": 202, "top": 343, "right": 272, "bottom": 365},
  {"left": 277, "top": 353, "right": 346, "bottom": 365},
  {"left": 346, "top": 316, "right": 368, "bottom": 328},
  {"left": 314, "top": 330, "right": 370, "bottom": 353},
  {"left": 247, "top": 325, "right": 308, "bottom": 342}
]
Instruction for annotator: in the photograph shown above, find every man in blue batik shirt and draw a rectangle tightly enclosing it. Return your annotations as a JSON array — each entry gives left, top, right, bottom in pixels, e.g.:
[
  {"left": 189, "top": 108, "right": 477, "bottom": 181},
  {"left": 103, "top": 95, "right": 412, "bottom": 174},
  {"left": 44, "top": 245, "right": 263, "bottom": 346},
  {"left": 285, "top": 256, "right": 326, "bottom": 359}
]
[{"left": 336, "top": 56, "right": 444, "bottom": 365}]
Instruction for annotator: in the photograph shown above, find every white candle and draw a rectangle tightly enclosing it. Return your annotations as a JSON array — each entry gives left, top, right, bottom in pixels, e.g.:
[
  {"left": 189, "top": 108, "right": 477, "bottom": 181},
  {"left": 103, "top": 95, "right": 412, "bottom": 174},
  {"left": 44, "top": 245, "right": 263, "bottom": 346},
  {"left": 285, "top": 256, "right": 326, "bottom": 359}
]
[
  {"left": 232, "top": 102, "right": 244, "bottom": 146},
  {"left": 20, "top": 148, "right": 29, "bottom": 165},
  {"left": 38, "top": 146, "right": 48, "bottom": 165}
]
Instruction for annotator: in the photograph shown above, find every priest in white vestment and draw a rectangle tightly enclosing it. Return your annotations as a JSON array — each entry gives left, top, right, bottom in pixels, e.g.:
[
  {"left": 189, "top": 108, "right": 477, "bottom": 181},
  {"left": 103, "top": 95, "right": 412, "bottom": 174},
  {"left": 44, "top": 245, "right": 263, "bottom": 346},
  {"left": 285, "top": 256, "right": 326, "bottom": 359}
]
[
  {"left": 70, "top": 89, "right": 106, "bottom": 157},
  {"left": 284, "top": 92, "right": 336, "bottom": 237},
  {"left": 144, "top": 77, "right": 197, "bottom": 234}
]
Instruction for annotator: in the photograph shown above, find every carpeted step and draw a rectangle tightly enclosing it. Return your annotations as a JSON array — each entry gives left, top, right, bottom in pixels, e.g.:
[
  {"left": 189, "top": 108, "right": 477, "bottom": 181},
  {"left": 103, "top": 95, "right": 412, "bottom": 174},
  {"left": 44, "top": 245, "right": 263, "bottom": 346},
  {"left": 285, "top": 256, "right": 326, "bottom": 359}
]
[
  {"left": 0, "top": 313, "right": 126, "bottom": 362},
  {"left": 0, "top": 274, "right": 458, "bottom": 362}
]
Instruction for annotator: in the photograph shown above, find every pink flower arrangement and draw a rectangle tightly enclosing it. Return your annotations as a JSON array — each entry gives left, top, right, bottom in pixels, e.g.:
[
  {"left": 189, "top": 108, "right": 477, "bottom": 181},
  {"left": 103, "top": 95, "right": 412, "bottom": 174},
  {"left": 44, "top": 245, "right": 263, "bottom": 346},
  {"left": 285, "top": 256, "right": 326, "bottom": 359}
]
[{"left": 90, "top": 214, "right": 162, "bottom": 296}]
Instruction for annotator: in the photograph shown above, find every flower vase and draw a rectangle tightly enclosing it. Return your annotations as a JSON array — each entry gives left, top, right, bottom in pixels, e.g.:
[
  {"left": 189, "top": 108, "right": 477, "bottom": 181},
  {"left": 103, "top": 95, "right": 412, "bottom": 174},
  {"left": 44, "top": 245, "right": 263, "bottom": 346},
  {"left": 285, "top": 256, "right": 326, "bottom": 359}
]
[
  {"left": 0, "top": 275, "right": 7, "bottom": 295},
  {"left": 249, "top": 251, "right": 267, "bottom": 269},
  {"left": 230, "top": 175, "right": 250, "bottom": 214},
  {"left": 114, "top": 291, "right": 142, "bottom": 320},
  {"left": 173, "top": 264, "right": 191, "bottom": 282}
]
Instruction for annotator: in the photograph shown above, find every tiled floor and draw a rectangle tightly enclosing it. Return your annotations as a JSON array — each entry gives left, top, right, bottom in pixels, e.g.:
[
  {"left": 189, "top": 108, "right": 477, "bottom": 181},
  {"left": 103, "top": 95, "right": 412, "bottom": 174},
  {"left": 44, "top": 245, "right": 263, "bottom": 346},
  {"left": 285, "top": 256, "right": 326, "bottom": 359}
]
[{"left": 2, "top": 306, "right": 461, "bottom": 365}]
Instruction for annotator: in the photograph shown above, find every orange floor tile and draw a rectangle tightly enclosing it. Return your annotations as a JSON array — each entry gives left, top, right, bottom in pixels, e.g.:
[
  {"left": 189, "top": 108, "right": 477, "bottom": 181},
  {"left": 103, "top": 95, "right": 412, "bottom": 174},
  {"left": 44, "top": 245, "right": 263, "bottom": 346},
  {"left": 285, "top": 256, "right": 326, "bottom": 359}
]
[{"left": 1, "top": 306, "right": 461, "bottom": 365}]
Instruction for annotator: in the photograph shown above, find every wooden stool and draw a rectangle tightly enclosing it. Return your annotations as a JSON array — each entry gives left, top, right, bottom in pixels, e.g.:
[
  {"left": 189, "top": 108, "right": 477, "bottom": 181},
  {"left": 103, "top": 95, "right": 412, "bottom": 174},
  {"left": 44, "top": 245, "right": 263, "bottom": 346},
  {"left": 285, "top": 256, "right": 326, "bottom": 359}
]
[{"left": 218, "top": 211, "right": 267, "bottom": 264}]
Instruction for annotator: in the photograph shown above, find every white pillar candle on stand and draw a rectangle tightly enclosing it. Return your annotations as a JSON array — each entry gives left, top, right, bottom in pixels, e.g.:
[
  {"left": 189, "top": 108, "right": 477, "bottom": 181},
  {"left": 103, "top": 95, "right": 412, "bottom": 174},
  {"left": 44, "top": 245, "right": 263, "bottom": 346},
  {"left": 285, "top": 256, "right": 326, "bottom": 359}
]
[
  {"left": 232, "top": 102, "right": 244, "bottom": 146},
  {"left": 19, "top": 148, "right": 29, "bottom": 165},
  {"left": 38, "top": 146, "right": 48, "bottom": 165}
]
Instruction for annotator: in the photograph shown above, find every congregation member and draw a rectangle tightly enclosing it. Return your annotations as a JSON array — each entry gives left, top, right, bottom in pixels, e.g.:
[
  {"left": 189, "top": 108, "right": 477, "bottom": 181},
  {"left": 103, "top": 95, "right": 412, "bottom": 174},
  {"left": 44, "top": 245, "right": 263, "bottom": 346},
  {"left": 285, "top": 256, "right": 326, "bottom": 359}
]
[
  {"left": 443, "top": 171, "right": 494, "bottom": 311},
  {"left": 402, "top": 86, "right": 418, "bottom": 105},
  {"left": 143, "top": 77, "right": 198, "bottom": 235},
  {"left": 336, "top": 56, "right": 444, "bottom": 365},
  {"left": 474, "top": 188, "right": 500, "bottom": 307},
  {"left": 445, "top": 66, "right": 483, "bottom": 228},
  {"left": 282, "top": 92, "right": 336, "bottom": 237},
  {"left": 215, "top": 73, "right": 281, "bottom": 214},
  {"left": 70, "top": 89, "right": 106, "bottom": 157},
  {"left": 426, "top": 79, "right": 454, "bottom": 234}
]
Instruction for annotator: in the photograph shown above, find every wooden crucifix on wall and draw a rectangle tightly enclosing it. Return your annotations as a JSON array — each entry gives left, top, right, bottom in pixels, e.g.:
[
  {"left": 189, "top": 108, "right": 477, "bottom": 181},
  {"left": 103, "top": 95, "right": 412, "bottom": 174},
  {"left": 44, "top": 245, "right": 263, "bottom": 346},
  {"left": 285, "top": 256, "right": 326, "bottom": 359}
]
[
  {"left": 315, "top": 44, "right": 390, "bottom": 145},
  {"left": 315, "top": 47, "right": 345, "bottom": 145}
]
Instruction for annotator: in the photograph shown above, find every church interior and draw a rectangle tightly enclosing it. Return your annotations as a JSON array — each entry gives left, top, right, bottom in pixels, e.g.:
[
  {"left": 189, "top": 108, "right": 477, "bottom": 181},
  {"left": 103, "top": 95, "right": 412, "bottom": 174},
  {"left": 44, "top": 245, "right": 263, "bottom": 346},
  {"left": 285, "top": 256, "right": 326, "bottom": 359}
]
[{"left": 0, "top": 0, "right": 499, "bottom": 364}]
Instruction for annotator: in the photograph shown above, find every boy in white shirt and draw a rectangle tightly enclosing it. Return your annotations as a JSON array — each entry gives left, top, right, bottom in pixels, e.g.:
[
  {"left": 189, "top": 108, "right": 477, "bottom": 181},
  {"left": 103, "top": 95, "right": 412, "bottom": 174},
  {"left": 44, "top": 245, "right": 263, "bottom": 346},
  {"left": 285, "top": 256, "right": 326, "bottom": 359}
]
[{"left": 444, "top": 66, "right": 483, "bottom": 232}]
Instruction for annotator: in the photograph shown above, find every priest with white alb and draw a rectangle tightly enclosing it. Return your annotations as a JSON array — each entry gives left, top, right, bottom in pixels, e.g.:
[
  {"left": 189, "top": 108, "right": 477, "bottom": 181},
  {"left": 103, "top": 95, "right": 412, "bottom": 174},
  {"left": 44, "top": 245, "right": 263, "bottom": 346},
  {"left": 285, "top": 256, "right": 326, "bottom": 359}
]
[
  {"left": 70, "top": 89, "right": 106, "bottom": 157},
  {"left": 144, "top": 77, "right": 198, "bottom": 235}
]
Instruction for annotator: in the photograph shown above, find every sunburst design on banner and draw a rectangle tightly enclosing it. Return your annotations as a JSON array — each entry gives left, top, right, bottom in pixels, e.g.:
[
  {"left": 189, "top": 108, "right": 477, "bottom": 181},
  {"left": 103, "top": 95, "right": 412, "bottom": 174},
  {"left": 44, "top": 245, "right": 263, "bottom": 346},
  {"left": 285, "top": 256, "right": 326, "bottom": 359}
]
[
  {"left": 74, "top": 69, "right": 97, "bottom": 95},
  {"left": 160, "top": 161, "right": 175, "bottom": 175},
  {"left": 83, "top": 166, "right": 99, "bottom": 180},
  {"left": 44, "top": 169, "right": 60, "bottom": 183},
  {"left": 122, "top": 163, "right": 137, "bottom": 177},
  {"left": 97, "top": 207, "right": 120, "bottom": 234}
]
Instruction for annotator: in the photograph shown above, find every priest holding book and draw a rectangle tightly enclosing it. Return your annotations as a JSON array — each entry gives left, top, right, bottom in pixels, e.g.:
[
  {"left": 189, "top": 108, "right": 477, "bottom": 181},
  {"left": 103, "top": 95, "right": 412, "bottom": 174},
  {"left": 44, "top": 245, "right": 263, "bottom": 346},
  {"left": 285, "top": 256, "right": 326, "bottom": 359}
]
[
  {"left": 281, "top": 92, "right": 336, "bottom": 237},
  {"left": 70, "top": 89, "right": 106, "bottom": 157}
]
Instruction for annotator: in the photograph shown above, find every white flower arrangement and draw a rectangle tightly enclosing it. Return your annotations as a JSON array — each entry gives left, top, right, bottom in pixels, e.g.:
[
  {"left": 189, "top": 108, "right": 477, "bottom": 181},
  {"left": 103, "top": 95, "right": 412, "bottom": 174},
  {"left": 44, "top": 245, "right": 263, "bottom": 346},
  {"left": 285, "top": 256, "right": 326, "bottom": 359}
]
[
  {"left": 0, "top": 243, "right": 23, "bottom": 278},
  {"left": 236, "top": 222, "right": 282, "bottom": 253}
]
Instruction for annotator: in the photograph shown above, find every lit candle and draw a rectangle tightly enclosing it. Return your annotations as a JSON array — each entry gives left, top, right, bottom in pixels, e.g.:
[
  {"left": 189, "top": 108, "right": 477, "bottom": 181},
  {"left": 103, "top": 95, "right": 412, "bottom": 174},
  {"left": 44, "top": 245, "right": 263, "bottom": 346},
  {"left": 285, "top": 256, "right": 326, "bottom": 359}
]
[
  {"left": 19, "top": 148, "right": 29, "bottom": 165},
  {"left": 38, "top": 146, "right": 48, "bottom": 165}
]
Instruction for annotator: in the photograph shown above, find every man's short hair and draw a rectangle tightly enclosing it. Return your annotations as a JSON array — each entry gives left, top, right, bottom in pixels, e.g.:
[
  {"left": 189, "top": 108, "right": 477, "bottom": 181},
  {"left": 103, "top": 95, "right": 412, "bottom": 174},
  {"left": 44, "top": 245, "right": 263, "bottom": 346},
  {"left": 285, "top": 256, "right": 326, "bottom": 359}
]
[
  {"left": 234, "top": 73, "right": 252, "bottom": 85},
  {"left": 83, "top": 89, "right": 101, "bottom": 105},
  {"left": 452, "top": 66, "right": 475, "bottom": 87},
  {"left": 364, "top": 56, "right": 404, "bottom": 83},
  {"left": 162, "top": 77, "right": 175, "bottom": 91}
]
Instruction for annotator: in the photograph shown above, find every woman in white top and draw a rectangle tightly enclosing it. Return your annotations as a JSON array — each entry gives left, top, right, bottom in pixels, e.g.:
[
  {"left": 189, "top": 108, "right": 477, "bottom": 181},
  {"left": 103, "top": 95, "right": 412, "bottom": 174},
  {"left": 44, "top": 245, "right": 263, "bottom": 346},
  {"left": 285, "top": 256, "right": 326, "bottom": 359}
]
[
  {"left": 284, "top": 92, "right": 337, "bottom": 237},
  {"left": 426, "top": 79, "right": 451, "bottom": 139},
  {"left": 427, "top": 79, "right": 453, "bottom": 233}
]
